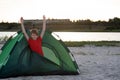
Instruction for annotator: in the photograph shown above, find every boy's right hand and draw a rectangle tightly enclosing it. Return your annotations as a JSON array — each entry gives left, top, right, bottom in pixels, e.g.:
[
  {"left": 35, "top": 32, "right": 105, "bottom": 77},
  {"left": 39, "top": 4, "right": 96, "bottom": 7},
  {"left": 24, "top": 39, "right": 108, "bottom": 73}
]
[
  {"left": 43, "top": 15, "right": 46, "bottom": 20},
  {"left": 20, "top": 17, "right": 24, "bottom": 24}
]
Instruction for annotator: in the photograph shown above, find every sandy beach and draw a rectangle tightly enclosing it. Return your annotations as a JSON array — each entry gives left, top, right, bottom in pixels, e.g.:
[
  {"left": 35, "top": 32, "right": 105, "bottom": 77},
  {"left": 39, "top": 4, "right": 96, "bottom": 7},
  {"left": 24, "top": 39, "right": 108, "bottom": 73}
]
[{"left": 0, "top": 44, "right": 120, "bottom": 80}]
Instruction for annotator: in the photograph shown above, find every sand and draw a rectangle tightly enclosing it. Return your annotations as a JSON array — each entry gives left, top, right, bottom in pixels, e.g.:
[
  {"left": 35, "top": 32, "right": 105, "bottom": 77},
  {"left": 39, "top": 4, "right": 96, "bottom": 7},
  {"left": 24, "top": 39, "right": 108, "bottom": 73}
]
[{"left": 0, "top": 45, "right": 120, "bottom": 80}]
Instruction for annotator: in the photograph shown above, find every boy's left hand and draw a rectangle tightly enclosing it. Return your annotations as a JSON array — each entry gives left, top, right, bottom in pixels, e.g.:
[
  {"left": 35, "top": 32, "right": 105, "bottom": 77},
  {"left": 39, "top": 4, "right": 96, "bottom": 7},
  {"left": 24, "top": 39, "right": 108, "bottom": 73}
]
[{"left": 20, "top": 17, "right": 24, "bottom": 24}]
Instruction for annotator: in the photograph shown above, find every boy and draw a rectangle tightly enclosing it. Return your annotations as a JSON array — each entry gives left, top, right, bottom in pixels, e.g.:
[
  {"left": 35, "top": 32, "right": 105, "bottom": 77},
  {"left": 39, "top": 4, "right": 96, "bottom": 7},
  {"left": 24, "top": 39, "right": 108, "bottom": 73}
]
[{"left": 20, "top": 15, "right": 46, "bottom": 56}]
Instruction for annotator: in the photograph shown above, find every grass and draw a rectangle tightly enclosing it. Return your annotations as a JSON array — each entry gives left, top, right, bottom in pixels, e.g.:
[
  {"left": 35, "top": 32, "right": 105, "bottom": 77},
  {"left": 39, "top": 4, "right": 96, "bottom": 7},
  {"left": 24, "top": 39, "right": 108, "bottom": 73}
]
[{"left": 64, "top": 41, "right": 120, "bottom": 47}]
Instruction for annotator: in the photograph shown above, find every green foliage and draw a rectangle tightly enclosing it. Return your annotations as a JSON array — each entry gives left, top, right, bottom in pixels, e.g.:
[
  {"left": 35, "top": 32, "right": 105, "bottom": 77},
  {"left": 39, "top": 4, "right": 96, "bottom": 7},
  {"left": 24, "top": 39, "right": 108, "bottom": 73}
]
[
  {"left": 107, "top": 17, "right": 120, "bottom": 30},
  {"left": 0, "top": 22, "right": 20, "bottom": 31}
]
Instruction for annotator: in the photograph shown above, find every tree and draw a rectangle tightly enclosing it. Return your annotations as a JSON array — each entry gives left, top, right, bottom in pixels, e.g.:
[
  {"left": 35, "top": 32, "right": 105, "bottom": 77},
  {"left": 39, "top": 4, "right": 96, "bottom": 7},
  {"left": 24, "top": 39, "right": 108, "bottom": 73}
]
[{"left": 108, "top": 17, "right": 120, "bottom": 29}]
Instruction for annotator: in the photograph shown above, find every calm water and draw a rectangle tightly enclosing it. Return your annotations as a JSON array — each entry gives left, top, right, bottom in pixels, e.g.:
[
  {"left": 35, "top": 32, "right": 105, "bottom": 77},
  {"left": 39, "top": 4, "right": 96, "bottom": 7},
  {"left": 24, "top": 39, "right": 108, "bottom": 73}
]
[
  {"left": 53, "top": 32, "right": 120, "bottom": 41},
  {"left": 0, "top": 32, "right": 120, "bottom": 41}
]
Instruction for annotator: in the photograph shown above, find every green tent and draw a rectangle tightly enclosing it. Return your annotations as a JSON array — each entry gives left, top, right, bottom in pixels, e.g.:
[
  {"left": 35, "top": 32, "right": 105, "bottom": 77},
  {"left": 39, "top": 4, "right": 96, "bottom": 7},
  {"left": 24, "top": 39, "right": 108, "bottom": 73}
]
[{"left": 0, "top": 31, "right": 79, "bottom": 78}]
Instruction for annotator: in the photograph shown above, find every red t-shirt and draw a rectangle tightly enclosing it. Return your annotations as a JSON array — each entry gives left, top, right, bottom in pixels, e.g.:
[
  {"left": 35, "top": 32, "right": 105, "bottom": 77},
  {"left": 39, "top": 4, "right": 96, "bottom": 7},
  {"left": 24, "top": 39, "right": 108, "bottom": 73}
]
[{"left": 28, "top": 36, "right": 44, "bottom": 56}]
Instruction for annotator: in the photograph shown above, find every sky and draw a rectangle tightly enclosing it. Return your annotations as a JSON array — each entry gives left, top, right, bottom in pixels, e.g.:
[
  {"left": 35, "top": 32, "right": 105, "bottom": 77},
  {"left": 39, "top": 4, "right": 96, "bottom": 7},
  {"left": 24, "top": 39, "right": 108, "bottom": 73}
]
[{"left": 0, "top": 0, "right": 120, "bottom": 22}]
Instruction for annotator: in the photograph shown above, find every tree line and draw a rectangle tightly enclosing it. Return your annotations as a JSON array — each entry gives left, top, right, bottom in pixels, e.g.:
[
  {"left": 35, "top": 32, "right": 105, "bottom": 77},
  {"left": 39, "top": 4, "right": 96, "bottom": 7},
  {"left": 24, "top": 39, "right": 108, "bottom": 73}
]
[
  {"left": 75, "top": 17, "right": 120, "bottom": 30},
  {"left": 0, "top": 17, "right": 120, "bottom": 31}
]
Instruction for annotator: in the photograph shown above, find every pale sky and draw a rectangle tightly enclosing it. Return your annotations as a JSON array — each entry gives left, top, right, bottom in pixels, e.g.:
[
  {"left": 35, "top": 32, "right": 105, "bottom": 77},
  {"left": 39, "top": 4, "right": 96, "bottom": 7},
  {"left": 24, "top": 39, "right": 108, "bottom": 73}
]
[{"left": 0, "top": 0, "right": 120, "bottom": 22}]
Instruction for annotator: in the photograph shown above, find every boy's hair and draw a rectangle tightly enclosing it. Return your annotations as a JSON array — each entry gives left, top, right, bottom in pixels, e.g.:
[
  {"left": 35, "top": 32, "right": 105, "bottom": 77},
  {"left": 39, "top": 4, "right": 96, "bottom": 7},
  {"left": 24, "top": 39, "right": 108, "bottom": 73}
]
[{"left": 30, "top": 29, "right": 38, "bottom": 35}]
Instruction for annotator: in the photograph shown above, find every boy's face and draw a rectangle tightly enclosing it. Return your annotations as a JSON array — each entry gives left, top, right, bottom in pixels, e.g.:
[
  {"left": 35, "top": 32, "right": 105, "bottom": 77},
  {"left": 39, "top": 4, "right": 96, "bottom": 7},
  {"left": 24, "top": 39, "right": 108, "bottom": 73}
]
[{"left": 31, "top": 33, "right": 38, "bottom": 40}]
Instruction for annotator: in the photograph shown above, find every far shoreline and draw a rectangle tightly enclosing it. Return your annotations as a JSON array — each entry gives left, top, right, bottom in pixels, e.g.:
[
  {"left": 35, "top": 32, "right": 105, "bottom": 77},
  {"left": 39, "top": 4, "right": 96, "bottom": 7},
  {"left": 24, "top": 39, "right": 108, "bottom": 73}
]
[{"left": 64, "top": 41, "right": 120, "bottom": 47}]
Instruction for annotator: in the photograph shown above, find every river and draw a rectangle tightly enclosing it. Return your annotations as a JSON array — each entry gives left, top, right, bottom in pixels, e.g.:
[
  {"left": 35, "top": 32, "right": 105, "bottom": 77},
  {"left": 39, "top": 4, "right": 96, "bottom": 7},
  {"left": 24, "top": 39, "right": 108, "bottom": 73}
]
[{"left": 0, "top": 32, "right": 120, "bottom": 41}]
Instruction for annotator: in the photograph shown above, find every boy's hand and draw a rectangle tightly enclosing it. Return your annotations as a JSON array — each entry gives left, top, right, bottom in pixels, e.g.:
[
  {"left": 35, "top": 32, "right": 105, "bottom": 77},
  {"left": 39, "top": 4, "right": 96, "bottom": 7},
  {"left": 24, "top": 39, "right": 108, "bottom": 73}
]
[
  {"left": 20, "top": 17, "right": 24, "bottom": 24},
  {"left": 43, "top": 15, "right": 46, "bottom": 20}
]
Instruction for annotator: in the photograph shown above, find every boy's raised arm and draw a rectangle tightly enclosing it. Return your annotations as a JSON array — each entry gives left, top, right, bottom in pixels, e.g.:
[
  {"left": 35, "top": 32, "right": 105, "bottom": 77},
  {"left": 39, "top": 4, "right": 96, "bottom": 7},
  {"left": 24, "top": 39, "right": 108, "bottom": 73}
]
[
  {"left": 40, "top": 15, "right": 46, "bottom": 38},
  {"left": 20, "top": 17, "right": 29, "bottom": 40}
]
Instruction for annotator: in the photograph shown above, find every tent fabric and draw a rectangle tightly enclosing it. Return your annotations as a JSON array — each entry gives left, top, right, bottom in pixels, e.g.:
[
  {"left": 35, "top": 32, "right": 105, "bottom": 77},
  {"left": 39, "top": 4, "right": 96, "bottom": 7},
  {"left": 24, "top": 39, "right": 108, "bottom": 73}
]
[{"left": 0, "top": 31, "right": 79, "bottom": 78}]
